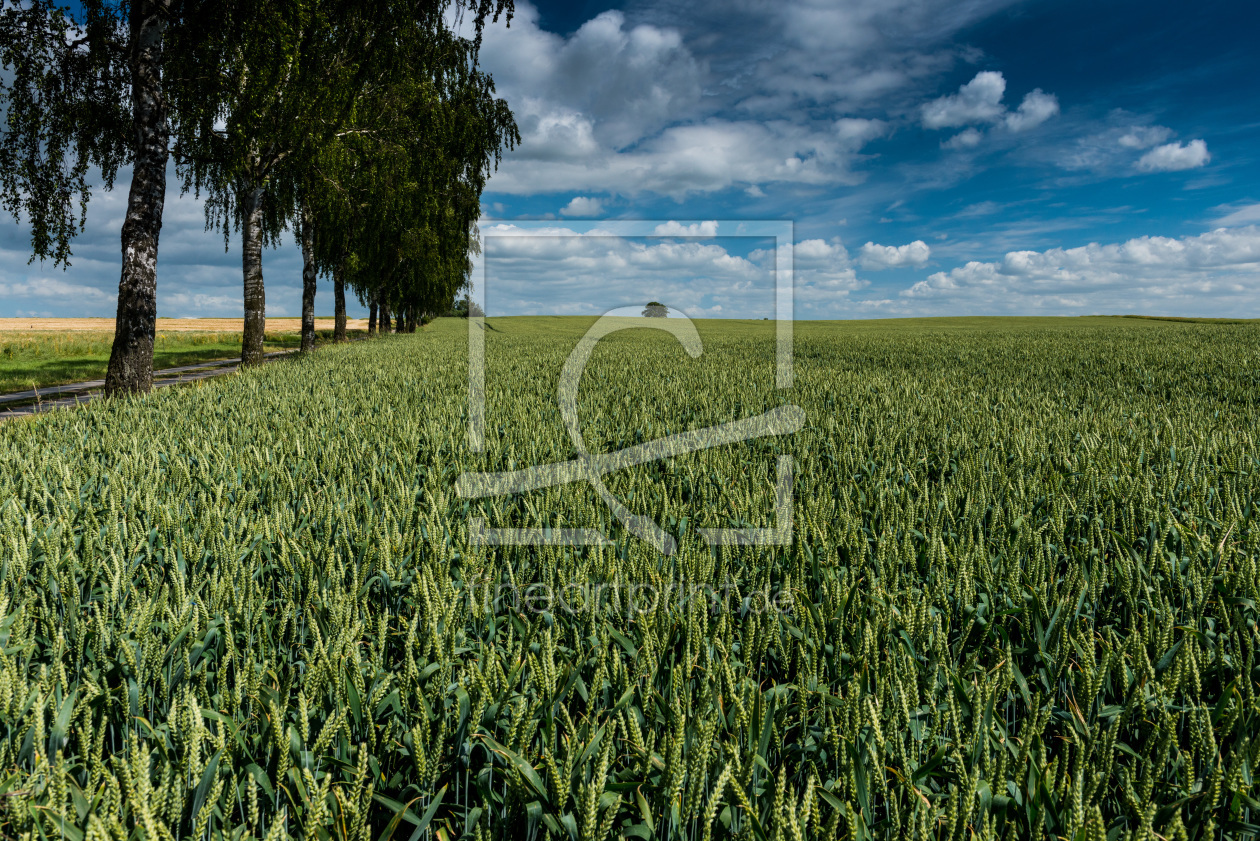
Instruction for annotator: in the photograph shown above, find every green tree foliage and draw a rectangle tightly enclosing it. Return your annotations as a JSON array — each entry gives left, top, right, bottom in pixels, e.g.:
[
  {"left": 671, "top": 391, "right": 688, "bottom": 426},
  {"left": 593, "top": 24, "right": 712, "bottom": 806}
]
[
  {"left": 2, "top": 0, "right": 515, "bottom": 379},
  {"left": 176, "top": 0, "right": 515, "bottom": 360},
  {"left": 0, "top": 0, "right": 202, "bottom": 395},
  {"left": 174, "top": 0, "right": 374, "bottom": 364},
  {"left": 0, "top": 1, "right": 128, "bottom": 266},
  {"left": 643, "top": 301, "right": 669, "bottom": 317},
  {"left": 313, "top": 18, "right": 517, "bottom": 336},
  {"left": 448, "top": 295, "right": 486, "bottom": 317}
]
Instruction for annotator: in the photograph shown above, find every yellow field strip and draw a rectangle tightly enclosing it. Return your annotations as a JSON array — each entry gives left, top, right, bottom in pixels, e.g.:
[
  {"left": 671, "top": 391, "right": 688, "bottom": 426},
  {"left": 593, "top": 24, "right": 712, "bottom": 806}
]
[{"left": 0, "top": 317, "right": 369, "bottom": 333}]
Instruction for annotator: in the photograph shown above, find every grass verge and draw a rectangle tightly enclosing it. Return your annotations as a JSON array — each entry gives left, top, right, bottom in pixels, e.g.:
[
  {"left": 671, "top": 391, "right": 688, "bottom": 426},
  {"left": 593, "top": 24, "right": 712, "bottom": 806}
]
[{"left": 0, "top": 329, "right": 361, "bottom": 394}]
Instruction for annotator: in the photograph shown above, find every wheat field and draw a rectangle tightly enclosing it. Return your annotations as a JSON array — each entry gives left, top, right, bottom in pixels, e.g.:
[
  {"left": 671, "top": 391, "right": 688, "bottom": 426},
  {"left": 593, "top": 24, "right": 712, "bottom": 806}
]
[{"left": 0, "top": 317, "right": 1256, "bottom": 840}]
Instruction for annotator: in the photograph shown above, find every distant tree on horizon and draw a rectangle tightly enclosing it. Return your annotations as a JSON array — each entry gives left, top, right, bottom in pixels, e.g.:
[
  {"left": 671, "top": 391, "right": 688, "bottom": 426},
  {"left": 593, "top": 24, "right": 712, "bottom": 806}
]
[
  {"left": 643, "top": 301, "right": 667, "bottom": 317},
  {"left": 448, "top": 295, "right": 485, "bottom": 318}
]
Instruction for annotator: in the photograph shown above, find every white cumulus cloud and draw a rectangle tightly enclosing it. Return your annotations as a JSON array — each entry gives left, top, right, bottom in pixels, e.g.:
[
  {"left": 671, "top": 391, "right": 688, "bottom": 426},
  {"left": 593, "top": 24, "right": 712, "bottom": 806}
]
[
  {"left": 560, "top": 197, "right": 605, "bottom": 217},
  {"left": 1003, "top": 89, "right": 1059, "bottom": 131},
  {"left": 475, "top": 223, "right": 775, "bottom": 318},
  {"left": 921, "top": 71, "right": 1008, "bottom": 129},
  {"left": 859, "top": 240, "right": 932, "bottom": 269},
  {"left": 923, "top": 71, "right": 1059, "bottom": 144},
  {"left": 834, "top": 117, "right": 889, "bottom": 146},
  {"left": 463, "top": 3, "right": 911, "bottom": 197},
  {"left": 472, "top": 226, "right": 871, "bottom": 318},
  {"left": 899, "top": 226, "right": 1260, "bottom": 315},
  {"left": 653, "top": 220, "right": 719, "bottom": 237},
  {"left": 488, "top": 116, "right": 887, "bottom": 197},
  {"left": 942, "top": 127, "right": 984, "bottom": 149},
  {"left": 752, "top": 238, "right": 866, "bottom": 315},
  {"left": 1135, "top": 139, "right": 1211, "bottom": 173},
  {"left": 1058, "top": 122, "right": 1189, "bottom": 172}
]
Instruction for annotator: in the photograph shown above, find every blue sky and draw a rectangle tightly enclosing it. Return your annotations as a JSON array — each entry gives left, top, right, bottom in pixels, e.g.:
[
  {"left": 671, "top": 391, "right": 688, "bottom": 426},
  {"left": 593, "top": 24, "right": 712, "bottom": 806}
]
[{"left": 4, "top": 0, "right": 1260, "bottom": 319}]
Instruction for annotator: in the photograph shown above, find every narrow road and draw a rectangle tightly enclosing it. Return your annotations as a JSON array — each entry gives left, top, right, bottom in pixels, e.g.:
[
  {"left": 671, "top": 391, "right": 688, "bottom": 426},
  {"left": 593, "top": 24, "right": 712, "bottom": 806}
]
[{"left": 0, "top": 350, "right": 295, "bottom": 421}]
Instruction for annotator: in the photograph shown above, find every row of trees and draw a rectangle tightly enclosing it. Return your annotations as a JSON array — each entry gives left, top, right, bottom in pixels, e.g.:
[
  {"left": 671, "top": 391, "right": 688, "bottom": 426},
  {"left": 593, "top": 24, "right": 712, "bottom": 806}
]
[{"left": 0, "top": 0, "right": 517, "bottom": 395}]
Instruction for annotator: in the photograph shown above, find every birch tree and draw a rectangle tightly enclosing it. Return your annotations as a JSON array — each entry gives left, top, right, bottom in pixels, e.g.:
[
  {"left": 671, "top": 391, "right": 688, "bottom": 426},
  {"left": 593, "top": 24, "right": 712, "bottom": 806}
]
[
  {"left": 0, "top": 0, "right": 197, "bottom": 395},
  {"left": 177, "top": 0, "right": 513, "bottom": 365},
  {"left": 330, "top": 26, "right": 517, "bottom": 336}
]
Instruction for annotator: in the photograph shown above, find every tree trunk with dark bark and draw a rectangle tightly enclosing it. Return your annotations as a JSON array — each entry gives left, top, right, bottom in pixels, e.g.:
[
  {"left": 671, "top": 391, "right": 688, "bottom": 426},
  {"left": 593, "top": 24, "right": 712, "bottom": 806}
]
[
  {"left": 105, "top": 0, "right": 171, "bottom": 397},
  {"left": 381, "top": 305, "right": 391, "bottom": 334},
  {"left": 368, "top": 299, "right": 377, "bottom": 336},
  {"left": 241, "top": 183, "right": 267, "bottom": 366},
  {"left": 300, "top": 205, "right": 317, "bottom": 353},
  {"left": 333, "top": 263, "right": 347, "bottom": 342}
]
